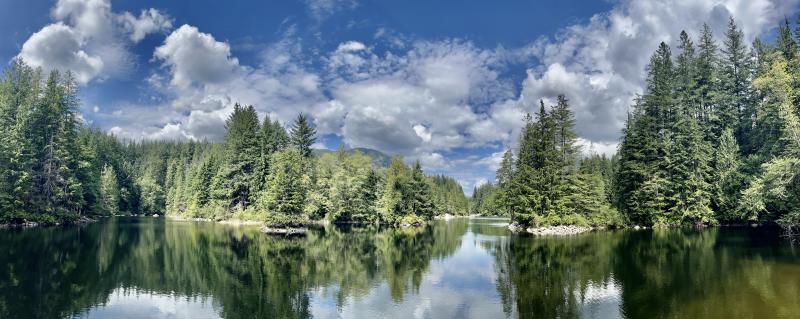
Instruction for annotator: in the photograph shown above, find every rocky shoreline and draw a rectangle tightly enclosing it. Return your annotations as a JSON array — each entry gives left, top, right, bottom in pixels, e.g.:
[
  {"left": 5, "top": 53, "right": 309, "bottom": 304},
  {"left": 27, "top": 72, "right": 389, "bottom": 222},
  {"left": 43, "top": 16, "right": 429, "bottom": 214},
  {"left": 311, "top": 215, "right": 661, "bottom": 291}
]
[
  {"left": 0, "top": 216, "right": 96, "bottom": 228},
  {"left": 507, "top": 222, "right": 593, "bottom": 236},
  {"left": 261, "top": 226, "right": 308, "bottom": 236}
]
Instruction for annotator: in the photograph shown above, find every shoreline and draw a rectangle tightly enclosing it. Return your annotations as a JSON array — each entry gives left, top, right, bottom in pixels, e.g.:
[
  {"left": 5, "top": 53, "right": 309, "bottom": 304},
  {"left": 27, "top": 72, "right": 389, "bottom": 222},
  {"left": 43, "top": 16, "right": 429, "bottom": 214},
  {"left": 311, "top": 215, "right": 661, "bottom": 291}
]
[
  {"left": 507, "top": 222, "right": 595, "bottom": 236},
  {"left": 0, "top": 215, "right": 96, "bottom": 228}
]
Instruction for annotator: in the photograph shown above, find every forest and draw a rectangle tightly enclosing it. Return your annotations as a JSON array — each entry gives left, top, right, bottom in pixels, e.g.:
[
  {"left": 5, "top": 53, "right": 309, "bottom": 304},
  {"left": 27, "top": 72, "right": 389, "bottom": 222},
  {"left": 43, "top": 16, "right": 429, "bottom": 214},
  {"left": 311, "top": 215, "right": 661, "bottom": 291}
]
[
  {"left": 472, "top": 17, "right": 800, "bottom": 230},
  {"left": 2, "top": 17, "right": 799, "bottom": 230},
  {"left": 0, "top": 69, "right": 467, "bottom": 226}
]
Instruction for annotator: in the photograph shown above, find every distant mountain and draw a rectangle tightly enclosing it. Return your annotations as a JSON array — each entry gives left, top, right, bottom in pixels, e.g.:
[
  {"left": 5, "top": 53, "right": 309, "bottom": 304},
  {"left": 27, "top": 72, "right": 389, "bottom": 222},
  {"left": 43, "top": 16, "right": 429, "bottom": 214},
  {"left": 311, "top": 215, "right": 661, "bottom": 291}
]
[{"left": 312, "top": 147, "right": 392, "bottom": 167}]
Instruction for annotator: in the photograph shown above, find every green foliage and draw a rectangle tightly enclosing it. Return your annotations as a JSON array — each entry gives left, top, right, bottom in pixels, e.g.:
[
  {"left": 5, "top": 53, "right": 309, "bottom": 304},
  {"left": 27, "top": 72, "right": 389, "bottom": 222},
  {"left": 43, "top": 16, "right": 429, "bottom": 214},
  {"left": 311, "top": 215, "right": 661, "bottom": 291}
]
[
  {"left": 376, "top": 156, "right": 438, "bottom": 224},
  {"left": 713, "top": 128, "right": 744, "bottom": 220},
  {"left": 99, "top": 164, "right": 120, "bottom": 215},
  {"left": 211, "top": 104, "right": 261, "bottom": 212},
  {"left": 258, "top": 148, "right": 308, "bottom": 224},
  {"left": 494, "top": 149, "right": 515, "bottom": 216},
  {"left": 470, "top": 182, "right": 498, "bottom": 215},
  {"left": 289, "top": 113, "right": 316, "bottom": 158},
  {"left": 429, "top": 175, "right": 469, "bottom": 216},
  {"left": 614, "top": 19, "right": 800, "bottom": 229},
  {"left": 502, "top": 95, "right": 618, "bottom": 227}
]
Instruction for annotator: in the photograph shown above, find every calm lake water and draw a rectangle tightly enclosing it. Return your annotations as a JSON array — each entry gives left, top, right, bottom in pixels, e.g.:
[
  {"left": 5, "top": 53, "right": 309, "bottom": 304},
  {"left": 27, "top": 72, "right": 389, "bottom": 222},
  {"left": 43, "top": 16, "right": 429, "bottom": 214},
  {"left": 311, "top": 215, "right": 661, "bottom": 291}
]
[{"left": 1, "top": 217, "right": 799, "bottom": 319}]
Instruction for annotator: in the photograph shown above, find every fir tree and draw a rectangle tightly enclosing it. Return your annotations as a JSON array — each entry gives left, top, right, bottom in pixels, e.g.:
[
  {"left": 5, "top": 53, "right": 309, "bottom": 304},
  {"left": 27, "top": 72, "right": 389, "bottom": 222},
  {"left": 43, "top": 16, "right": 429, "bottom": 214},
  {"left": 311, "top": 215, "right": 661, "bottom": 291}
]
[
  {"left": 696, "top": 24, "right": 720, "bottom": 137},
  {"left": 379, "top": 156, "right": 410, "bottom": 222},
  {"left": 713, "top": 128, "right": 744, "bottom": 220},
  {"left": 495, "top": 149, "right": 515, "bottom": 217},
  {"left": 665, "top": 108, "right": 714, "bottom": 226},
  {"left": 259, "top": 148, "right": 307, "bottom": 225},
  {"left": 99, "top": 164, "right": 120, "bottom": 215},
  {"left": 409, "top": 161, "right": 435, "bottom": 220},
  {"left": 290, "top": 113, "right": 316, "bottom": 158},
  {"left": 719, "top": 17, "right": 754, "bottom": 143},
  {"left": 211, "top": 104, "right": 260, "bottom": 212},
  {"left": 777, "top": 18, "right": 797, "bottom": 61}
]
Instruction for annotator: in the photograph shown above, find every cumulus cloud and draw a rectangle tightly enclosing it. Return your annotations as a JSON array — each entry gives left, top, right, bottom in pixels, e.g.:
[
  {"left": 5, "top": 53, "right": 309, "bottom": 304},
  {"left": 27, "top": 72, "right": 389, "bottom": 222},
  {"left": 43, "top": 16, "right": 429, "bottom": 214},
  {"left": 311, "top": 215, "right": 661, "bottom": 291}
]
[
  {"left": 154, "top": 25, "right": 240, "bottom": 88},
  {"left": 16, "top": 0, "right": 172, "bottom": 84},
  {"left": 18, "top": 23, "right": 104, "bottom": 84},
  {"left": 95, "top": 0, "right": 800, "bottom": 191},
  {"left": 105, "top": 26, "right": 324, "bottom": 141},
  {"left": 520, "top": 0, "right": 800, "bottom": 143},
  {"left": 323, "top": 39, "right": 512, "bottom": 156},
  {"left": 118, "top": 8, "right": 173, "bottom": 42}
]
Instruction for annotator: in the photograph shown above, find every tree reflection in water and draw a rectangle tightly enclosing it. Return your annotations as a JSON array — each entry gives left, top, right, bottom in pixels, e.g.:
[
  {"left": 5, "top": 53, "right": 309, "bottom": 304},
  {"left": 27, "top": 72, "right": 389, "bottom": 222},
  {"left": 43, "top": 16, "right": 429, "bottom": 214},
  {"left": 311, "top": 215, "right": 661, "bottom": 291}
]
[{"left": 1, "top": 218, "right": 799, "bottom": 319}]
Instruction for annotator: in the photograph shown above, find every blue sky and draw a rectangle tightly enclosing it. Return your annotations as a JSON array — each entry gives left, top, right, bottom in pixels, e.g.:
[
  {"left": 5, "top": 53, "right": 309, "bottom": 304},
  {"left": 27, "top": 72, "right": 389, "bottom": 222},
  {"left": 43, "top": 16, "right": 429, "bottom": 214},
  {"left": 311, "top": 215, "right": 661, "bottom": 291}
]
[{"left": 2, "top": 0, "right": 798, "bottom": 193}]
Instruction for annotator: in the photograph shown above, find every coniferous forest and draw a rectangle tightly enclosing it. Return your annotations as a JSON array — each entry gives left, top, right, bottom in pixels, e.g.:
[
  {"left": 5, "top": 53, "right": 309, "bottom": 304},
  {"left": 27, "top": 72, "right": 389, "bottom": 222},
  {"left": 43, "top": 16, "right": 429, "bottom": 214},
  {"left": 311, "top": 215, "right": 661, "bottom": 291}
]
[
  {"left": 474, "top": 18, "right": 800, "bottom": 230},
  {"left": 0, "top": 69, "right": 467, "bottom": 226},
  {"left": 2, "top": 17, "right": 800, "bottom": 231}
]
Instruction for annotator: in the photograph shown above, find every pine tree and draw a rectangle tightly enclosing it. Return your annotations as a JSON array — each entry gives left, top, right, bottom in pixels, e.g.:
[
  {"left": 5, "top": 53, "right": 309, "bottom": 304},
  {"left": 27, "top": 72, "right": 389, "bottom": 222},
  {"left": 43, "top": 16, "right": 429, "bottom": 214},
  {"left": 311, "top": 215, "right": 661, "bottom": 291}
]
[
  {"left": 777, "top": 18, "right": 797, "bottom": 61},
  {"left": 258, "top": 148, "right": 307, "bottom": 225},
  {"left": 409, "top": 161, "right": 435, "bottom": 220},
  {"left": 211, "top": 104, "right": 260, "bottom": 212},
  {"left": 352, "top": 168, "right": 380, "bottom": 222},
  {"left": 666, "top": 109, "right": 714, "bottom": 225},
  {"left": 551, "top": 95, "right": 580, "bottom": 172},
  {"left": 719, "top": 17, "right": 754, "bottom": 144},
  {"left": 255, "top": 116, "right": 288, "bottom": 192},
  {"left": 495, "top": 149, "right": 515, "bottom": 217},
  {"left": 617, "top": 44, "right": 675, "bottom": 225},
  {"left": 379, "top": 156, "right": 409, "bottom": 222},
  {"left": 99, "top": 164, "right": 120, "bottom": 215},
  {"left": 675, "top": 31, "right": 697, "bottom": 110},
  {"left": 696, "top": 24, "right": 720, "bottom": 138},
  {"left": 290, "top": 113, "right": 316, "bottom": 158},
  {"left": 713, "top": 128, "right": 743, "bottom": 220}
]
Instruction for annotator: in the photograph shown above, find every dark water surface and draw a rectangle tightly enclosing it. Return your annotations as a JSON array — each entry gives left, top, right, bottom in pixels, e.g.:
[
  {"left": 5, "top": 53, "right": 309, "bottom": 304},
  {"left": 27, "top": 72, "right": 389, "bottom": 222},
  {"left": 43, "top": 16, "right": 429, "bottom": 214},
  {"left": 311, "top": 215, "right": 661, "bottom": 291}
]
[{"left": 1, "top": 217, "right": 799, "bottom": 318}]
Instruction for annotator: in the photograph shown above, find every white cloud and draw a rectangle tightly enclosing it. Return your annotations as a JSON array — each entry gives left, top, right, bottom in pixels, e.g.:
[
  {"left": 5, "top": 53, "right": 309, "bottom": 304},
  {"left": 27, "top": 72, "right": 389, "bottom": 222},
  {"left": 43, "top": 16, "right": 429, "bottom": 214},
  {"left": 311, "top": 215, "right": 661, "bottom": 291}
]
[
  {"left": 18, "top": 23, "right": 104, "bottom": 84},
  {"left": 303, "top": 0, "right": 358, "bottom": 21},
  {"left": 97, "top": 0, "right": 800, "bottom": 191},
  {"left": 522, "top": 0, "right": 800, "bottom": 143},
  {"left": 118, "top": 8, "right": 173, "bottom": 43},
  {"left": 17, "top": 0, "right": 172, "bottom": 84},
  {"left": 336, "top": 41, "right": 366, "bottom": 52},
  {"left": 154, "top": 25, "right": 240, "bottom": 88},
  {"left": 577, "top": 138, "right": 619, "bottom": 157}
]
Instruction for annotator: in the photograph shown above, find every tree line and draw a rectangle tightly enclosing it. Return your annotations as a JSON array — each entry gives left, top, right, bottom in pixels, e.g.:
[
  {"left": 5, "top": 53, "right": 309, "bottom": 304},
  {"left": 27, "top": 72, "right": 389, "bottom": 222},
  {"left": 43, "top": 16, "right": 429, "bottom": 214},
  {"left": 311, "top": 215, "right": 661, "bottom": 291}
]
[
  {"left": 474, "top": 17, "right": 800, "bottom": 229},
  {"left": 0, "top": 65, "right": 469, "bottom": 225}
]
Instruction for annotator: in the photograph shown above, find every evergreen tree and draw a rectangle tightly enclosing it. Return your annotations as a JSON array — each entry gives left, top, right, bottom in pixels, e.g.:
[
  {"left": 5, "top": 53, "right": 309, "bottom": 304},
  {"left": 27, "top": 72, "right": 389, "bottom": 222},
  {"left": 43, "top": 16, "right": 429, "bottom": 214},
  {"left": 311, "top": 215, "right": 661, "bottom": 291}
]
[
  {"left": 495, "top": 149, "right": 515, "bottom": 217},
  {"left": 777, "top": 18, "right": 797, "bottom": 61},
  {"left": 665, "top": 108, "right": 714, "bottom": 225},
  {"left": 99, "top": 164, "right": 120, "bottom": 215},
  {"left": 696, "top": 24, "right": 720, "bottom": 138},
  {"left": 255, "top": 116, "right": 288, "bottom": 192},
  {"left": 290, "top": 114, "right": 316, "bottom": 158},
  {"left": 352, "top": 168, "right": 380, "bottom": 222},
  {"left": 713, "top": 128, "right": 744, "bottom": 220},
  {"left": 675, "top": 31, "right": 697, "bottom": 110},
  {"left": 551, "top": 95, "right": 580, "bottom": 172},
  {"left": 617, "top": 44, "right": 675, "bottom": 225},
  {"left": 409, "top": 161, "right": 435, "bottom": 220},
  {"left": 719, "top": 17, "right": 754, "bottom": 144},
  {"left": 379, "top": 156, "right": 410, "bottom": 222},
  {"left": 211, "top": 104, "right": 260, "bottom": 212},
  {"left": 258, "top": 148, "right": 307, "bottom": 225}
]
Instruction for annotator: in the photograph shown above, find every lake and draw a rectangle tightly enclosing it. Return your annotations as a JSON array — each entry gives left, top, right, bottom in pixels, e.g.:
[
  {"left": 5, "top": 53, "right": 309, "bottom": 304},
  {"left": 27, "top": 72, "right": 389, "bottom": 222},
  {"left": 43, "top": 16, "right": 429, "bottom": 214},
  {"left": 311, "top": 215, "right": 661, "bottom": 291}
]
[{"left": 1, "top": 217, "right": 799, "bottom": 318}]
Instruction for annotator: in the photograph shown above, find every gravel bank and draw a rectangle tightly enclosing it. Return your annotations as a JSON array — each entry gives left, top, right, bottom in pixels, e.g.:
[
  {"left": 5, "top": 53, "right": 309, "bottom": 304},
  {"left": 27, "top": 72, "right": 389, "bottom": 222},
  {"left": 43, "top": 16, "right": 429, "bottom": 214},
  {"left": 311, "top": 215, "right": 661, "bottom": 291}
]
[{"left": 508, "top": 222, "right": 592, "bottom": 235}]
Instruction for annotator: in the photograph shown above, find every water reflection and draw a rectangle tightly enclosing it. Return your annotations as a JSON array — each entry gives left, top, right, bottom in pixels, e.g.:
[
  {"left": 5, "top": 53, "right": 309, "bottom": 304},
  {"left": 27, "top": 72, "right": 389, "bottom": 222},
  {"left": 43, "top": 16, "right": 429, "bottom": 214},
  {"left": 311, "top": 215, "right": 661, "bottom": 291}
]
[
  {"left": 0, "top": 218, "right": 799, "bottom": 318},
  {"left": 491, "top": 227, "right": 800, "bottom": 318}
]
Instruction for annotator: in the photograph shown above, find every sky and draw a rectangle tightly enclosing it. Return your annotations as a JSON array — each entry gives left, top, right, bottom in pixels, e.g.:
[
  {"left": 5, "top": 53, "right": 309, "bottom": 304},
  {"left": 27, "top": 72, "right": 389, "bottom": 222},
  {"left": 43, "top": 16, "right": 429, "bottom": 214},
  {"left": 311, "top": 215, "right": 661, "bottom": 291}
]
[{"left": 2, "top": 0, "right": 799, "bottom": 194}]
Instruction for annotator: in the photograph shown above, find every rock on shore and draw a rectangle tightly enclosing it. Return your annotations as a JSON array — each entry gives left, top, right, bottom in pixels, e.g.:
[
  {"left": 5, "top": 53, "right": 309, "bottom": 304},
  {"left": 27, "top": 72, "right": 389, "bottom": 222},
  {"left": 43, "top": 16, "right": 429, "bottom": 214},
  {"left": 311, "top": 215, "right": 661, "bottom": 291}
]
[
  {"left": 261, "top": 226, "right": 307, "bottom": 236},
  {"left": 508, "top": 222, "right": 592, "bottom": 235}
]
